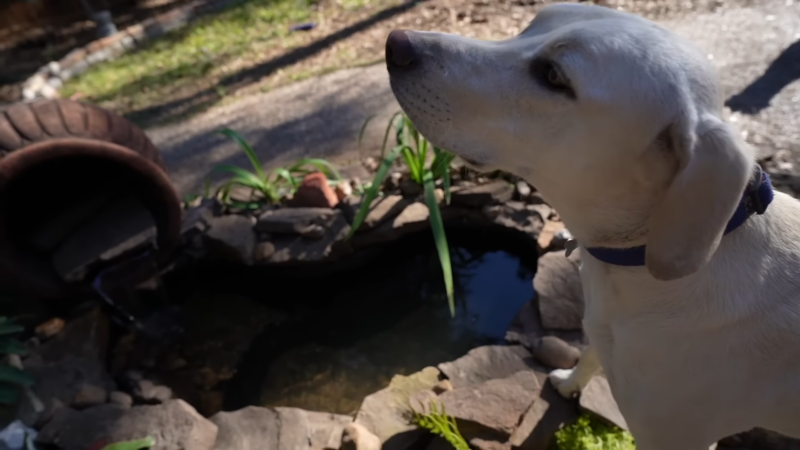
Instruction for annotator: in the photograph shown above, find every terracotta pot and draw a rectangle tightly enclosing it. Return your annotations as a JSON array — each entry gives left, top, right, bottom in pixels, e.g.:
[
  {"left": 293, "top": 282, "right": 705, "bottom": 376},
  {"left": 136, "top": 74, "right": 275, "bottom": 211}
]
[{"left": 0, "top": 99, "right": 181, "bottom": 298}]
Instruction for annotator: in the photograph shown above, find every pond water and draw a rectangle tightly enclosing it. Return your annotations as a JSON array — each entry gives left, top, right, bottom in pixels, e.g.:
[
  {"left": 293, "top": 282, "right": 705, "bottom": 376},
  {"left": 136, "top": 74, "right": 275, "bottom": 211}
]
[{"left": 221, "top": 227, "right": 540, "bottom": 415}]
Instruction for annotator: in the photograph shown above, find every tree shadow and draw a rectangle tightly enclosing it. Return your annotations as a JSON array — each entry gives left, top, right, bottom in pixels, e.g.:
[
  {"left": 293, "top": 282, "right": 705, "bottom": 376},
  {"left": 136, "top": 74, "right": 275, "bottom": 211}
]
[
  {"left": 725, "top": 39, "right": 800, "bottom": 115},
  {"left": 125, "top": 0, "right": 424, "bottom": 127}
]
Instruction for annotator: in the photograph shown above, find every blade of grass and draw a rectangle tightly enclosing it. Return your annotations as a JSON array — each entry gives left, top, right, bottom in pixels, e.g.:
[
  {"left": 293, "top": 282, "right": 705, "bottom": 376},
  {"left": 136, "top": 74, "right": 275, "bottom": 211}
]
[
  {"left": 214, "top": 165, "right": 266, "bottom": 190},
  {"left": 401, "top": 146, "right": 421, "bottom": 184},
  {"left": 348, "top": 145, "right": 405, "bottom": 239},
  {"left": 293, "top": 158, "right": 343, "bottom": 180},
  {"left": 0, "top": 338, "right": 26, "bottom": 355},
  {"left": 0, "top": 365, "right": 34, "bottom": 386},
  {"left": 101, "top": 437, "right": 156, "bottom": 450},
  {"left": 374, "top": 111, "right": 404, "bottom": 160},
  {"left": 218, "top": 129, "right": 266, "bottom": 181},
  {"left": 0, "top": 323, "right": 23, "bottom": 336},
  {"left": 433, "top": 147, "right": 454, "bottom": 205},
  {"left": 423, "top": 169, "right": 455, "bottom": 317}
]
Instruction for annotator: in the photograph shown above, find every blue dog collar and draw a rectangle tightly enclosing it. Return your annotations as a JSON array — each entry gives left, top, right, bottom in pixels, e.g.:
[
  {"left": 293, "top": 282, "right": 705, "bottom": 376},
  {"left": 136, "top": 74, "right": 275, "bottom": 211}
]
[{"left": 585, "top": 166, "right": 774, "bottom": 267}]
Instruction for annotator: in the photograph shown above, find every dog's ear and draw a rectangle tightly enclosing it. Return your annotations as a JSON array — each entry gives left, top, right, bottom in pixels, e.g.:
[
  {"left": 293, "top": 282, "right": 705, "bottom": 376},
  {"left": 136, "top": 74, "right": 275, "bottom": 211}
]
[{"left": 645, "top": 113, "right": 753, "bottom": 281}]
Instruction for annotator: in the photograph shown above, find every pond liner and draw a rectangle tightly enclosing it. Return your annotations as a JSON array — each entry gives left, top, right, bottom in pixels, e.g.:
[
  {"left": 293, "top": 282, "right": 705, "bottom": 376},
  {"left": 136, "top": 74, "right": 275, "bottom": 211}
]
[{"left": 0, "top": 100, "right": 182, "bottom": 299}]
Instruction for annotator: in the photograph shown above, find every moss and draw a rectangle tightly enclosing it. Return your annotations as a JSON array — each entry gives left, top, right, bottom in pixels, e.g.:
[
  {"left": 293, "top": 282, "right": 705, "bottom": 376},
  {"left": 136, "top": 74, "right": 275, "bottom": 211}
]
[{"left": 554, "top": 413, "right": 635, "bottom": 450}]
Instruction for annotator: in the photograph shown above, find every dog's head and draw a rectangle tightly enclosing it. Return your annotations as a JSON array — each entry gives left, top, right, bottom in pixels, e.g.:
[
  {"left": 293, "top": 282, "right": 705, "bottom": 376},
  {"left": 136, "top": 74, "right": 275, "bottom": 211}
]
[{"left": 385, "top": 3, "right": 754, "bottom": 281}]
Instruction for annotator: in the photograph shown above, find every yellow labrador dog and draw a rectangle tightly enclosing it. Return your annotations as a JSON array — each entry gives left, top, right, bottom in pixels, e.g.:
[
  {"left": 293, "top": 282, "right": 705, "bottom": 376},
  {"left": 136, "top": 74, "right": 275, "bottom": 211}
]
[{"left": 385, "top": 3, "right": 800, "bottom": 450}]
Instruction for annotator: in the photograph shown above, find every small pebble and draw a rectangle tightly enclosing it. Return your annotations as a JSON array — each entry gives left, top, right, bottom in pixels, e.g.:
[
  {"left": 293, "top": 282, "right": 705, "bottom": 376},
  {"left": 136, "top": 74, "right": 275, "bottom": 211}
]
[
  {"left": 109, "top": 391, "right": 133, "bottom": 409},
  {"left": 432, "top": 379, "right": 453, "bottom": 394},
  {"left": 35, "top": 318, "right": 64, "bottom": 339},
  {"left": 531, "top": 336, "right": 581, "bottom": 369},
  {"left": 72, "top": 384, "right": 107, "bottom": 409}
]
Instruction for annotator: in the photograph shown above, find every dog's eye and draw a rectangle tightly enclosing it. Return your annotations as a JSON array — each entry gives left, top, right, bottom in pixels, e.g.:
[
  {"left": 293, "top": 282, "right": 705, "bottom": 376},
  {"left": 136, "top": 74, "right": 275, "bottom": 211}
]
[
  {"left": 547, "top": 65, "right": 566, "bottom": 87},
  {"left": 531, "top": 59, "right": 574, "bottom": 98}
]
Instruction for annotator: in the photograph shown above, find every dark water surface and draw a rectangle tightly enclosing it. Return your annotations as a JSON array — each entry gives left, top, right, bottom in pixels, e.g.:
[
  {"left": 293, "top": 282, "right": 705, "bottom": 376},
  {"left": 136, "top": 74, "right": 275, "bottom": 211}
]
[{"left": 174, "top": 227, "right": 540, "bottom": 415}]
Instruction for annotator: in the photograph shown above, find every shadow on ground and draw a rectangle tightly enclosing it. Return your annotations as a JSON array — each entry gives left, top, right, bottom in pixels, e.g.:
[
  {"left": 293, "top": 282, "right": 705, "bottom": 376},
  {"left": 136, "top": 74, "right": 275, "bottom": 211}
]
[
  {"left": 158, "top": 65, "right": 397, "bottom": 196},
  {"left": 125, "top": 0, "right": 421, "bottom": 128},
  {"left": 725, "top": 39, "right": 800, "bottom": 115}
]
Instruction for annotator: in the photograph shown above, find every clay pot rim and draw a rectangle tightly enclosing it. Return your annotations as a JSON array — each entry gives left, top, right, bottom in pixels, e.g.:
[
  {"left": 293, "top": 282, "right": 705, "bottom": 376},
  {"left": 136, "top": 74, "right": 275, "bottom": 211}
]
[{"left": 0, "top": 137, "right": 182, "bottom": 299}]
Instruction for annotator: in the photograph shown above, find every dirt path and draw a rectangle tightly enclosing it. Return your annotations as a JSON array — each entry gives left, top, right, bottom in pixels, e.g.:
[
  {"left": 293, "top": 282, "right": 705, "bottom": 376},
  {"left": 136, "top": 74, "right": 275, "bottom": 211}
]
[{"left": 146, "top": 0, "right": 800, "bottom": 197}]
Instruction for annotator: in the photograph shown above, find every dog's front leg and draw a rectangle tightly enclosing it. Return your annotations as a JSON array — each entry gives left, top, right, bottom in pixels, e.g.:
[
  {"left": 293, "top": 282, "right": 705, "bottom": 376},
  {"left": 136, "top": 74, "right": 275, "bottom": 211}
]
[{"left": 548, "top": 344, "right": 601, "bottom": 398}]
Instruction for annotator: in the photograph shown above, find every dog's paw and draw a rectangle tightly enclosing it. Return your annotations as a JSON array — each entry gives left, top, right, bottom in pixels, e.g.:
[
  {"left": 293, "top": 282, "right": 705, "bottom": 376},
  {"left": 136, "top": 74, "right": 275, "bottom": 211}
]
[{"left": 548, "top": 368, "right": 582, "bottom": 398}]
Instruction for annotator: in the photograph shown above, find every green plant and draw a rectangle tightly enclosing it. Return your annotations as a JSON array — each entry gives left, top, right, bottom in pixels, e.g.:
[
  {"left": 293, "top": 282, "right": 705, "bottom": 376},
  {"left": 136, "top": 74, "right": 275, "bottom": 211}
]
[
  {"left": 0, "top": 316, "right": 33, "bottom": 405},
  {"left": 554, "top": 414, "right": 635, "bottom": 450},
  {"left": 351, "top": 113, "right": 457, "bottom": 316},
  {"left": 101, "top": 437, "right": 155, "bottom": 450},
  {"left": 213, "top": 128, "right": 343, "bottom": 209},
  {"left": 412, "top": 400, "right": 469, "bottom": 450}
]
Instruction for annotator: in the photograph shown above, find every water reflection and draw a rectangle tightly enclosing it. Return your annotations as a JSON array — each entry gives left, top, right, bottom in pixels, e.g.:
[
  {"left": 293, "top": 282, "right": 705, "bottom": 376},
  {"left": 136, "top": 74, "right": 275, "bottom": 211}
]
[{"left": 226, "top": 229, "right": 538, "bottom": 415}]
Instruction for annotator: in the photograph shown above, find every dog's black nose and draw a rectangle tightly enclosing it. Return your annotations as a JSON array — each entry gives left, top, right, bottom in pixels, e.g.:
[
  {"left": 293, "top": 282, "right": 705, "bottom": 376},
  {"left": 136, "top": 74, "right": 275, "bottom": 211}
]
[{"left": 386, "top": 30, "right": 416, "bottom": 68}]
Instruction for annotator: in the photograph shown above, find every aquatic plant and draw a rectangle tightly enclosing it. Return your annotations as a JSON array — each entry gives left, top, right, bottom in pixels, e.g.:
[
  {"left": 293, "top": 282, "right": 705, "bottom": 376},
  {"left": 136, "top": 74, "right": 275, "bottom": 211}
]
[
  {"left": 212, "top": 128, "right": 343, "bottom": 208},
  {"left": 0, "top": 316, "right": 33, "bottom": 406},
  {"left": 412, "top": 399, "right": 469, "bottom": 450},
  {"left": 351, "top": 113, "right": 457, "bottom": 316},
  {"left": 554, "top": 413, "right": 635, "bottom": 450}
]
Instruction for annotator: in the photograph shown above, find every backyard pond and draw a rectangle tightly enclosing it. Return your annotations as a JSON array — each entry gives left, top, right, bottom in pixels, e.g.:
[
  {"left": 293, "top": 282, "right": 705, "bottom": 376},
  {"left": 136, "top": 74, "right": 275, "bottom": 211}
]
[{"left": 189, "top": 226, "right": 541, "bottom": 415}]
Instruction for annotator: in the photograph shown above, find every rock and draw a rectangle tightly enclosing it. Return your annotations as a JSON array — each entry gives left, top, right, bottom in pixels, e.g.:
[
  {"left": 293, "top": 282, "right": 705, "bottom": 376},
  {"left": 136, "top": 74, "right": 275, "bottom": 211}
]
[
  {"left": 210, "top": 406, "right": 352, "bottom": 450},
  {"left": 352, "top": 200, "right": 432, "bottom": 247},
  {"left": 535, "top": 249, "right": 584, "bottom": 331},
  {"left": 432, "top": 379, "right": 453, "bottom": 394},
  {"left": 35, "top": 318, "right": 65, "bottom": 339},
  {"left": 537, "top": 220, "right": 569, "bottom": 251},
  {"left": 363, "top": 157, "right": 379, "bottom": 172},
  {"left": 32, "top": 307, "right": 109, "bottom": 362},
  {"left": 204, "top": 214, "right": 257, "bottom": 265},
  {"left": 580, "top": 376, "right": 627, "bottom": 431},
  {"left": 505, "top": 300, "right": 586, "bottom": 351},
  {"left": 362, "top": 195, "right": 410, "bottom": 229},
  {"left": 450, "top": 180, "right": 514, "bottom": 207},
  {"left": 253, "top": 241, "right": 276, "bottom": 262},
  {"left": 256, "top": 207, "right": 338, "bottom": 237},
  {"left": 434, "top": 188, "right": 444, "bottom": 204},
  {"left": 355, "top": 366, "right": 441, "bottom": 450},
  {"left": 150, "top": 385, "right": 173, "bottom": 403},
  {"left": 266, "top": 210, "right": 352, "bottom": 263},
  {"left": 719, "top": 428, "right": 800, "bottom": 450},
  {"left": 408, "top": 389, "right": 439, "bottom": 415},
  {"left": 109, "top": 391, "right": 132, "bottom": 409},
  {"left": 516, "top": 181, "right": 532, "bottom": 200},
  {"left": 438, "top": 345, "right": 537, "bottom": 389},
  {"left": 72, "top": 384, "right": 107, "bottom": 409},
  {"left": 19, "top": 309, "right": 115, "bottom": 426},
  {"left": 530, "top": 336, "right": 581, "bottom": 370},
  {"left": 291, "top": 172, "right": 339, "bottom": 208},
  {"left": 38, "top": 400, "right": 218, "bottom": 450},
  {"left": 385, "top": 172, "right": 403, "bottom": 191},
  {"left": 341, "top": 422, "right": 382, "bottom": 450},
  {"left": 470, "top": 438, "right": 511, "bottom": 450},
  {"left": 393, "top": 202, "right": 429, "bottom": 227},
  {"left": 335, "top": 181, "right": 353, "bottom": 201},
  {"left": 482, "top": 202, "right": 545, "bottom": 237},
  {"left": 508, "top": 381, "right": 579, "bottom": 450},
  {"left": 400, "top": 179, "right": 423, "bottom": 197},
  {"left": 34, "top": 398, "right": 67, "bottom": 429},
  {"left": 439, "top": 371, "right": 541, "bottom": 439}
]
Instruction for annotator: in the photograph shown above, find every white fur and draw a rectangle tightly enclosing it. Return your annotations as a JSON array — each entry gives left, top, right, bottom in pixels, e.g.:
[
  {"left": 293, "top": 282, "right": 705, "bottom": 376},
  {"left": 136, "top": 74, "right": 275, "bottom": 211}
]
[{"left": 386, "top": 4, "right": 800, "bottom": 449}]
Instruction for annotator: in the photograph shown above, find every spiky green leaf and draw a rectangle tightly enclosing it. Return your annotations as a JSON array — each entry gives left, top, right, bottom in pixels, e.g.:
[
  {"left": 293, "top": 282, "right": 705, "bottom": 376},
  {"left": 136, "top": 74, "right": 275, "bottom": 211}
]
[
  {"left": 348, "top": 145, "right": 404, "bottom": 239},
  {"left": 101, "top": 436, "right": 156, "bottom": 450},
  {"left": 0, "top": 365, "right": 34, "bottom": 386},
  {"left": 218, "top": 129, "right": 266, "bottom": 181},
  {"left": 423, "top": 169, "right": 455, "bottom": 317}
]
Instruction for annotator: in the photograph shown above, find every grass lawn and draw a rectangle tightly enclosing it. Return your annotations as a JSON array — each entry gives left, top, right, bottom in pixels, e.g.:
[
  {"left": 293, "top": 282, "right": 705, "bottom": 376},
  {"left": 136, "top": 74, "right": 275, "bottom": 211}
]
[{"left": 61, "top": 0, "right": 397, "bottom": 126}]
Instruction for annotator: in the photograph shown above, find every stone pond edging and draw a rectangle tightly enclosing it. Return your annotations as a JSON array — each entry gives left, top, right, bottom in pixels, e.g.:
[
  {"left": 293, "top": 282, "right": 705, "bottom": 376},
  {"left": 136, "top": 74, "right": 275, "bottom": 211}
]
[
  {"left": 177, "top": 171, "right": 573, "bottom": 271},
  {"left": 20, "top": 0, "right": 246, "bottom": 101}
]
